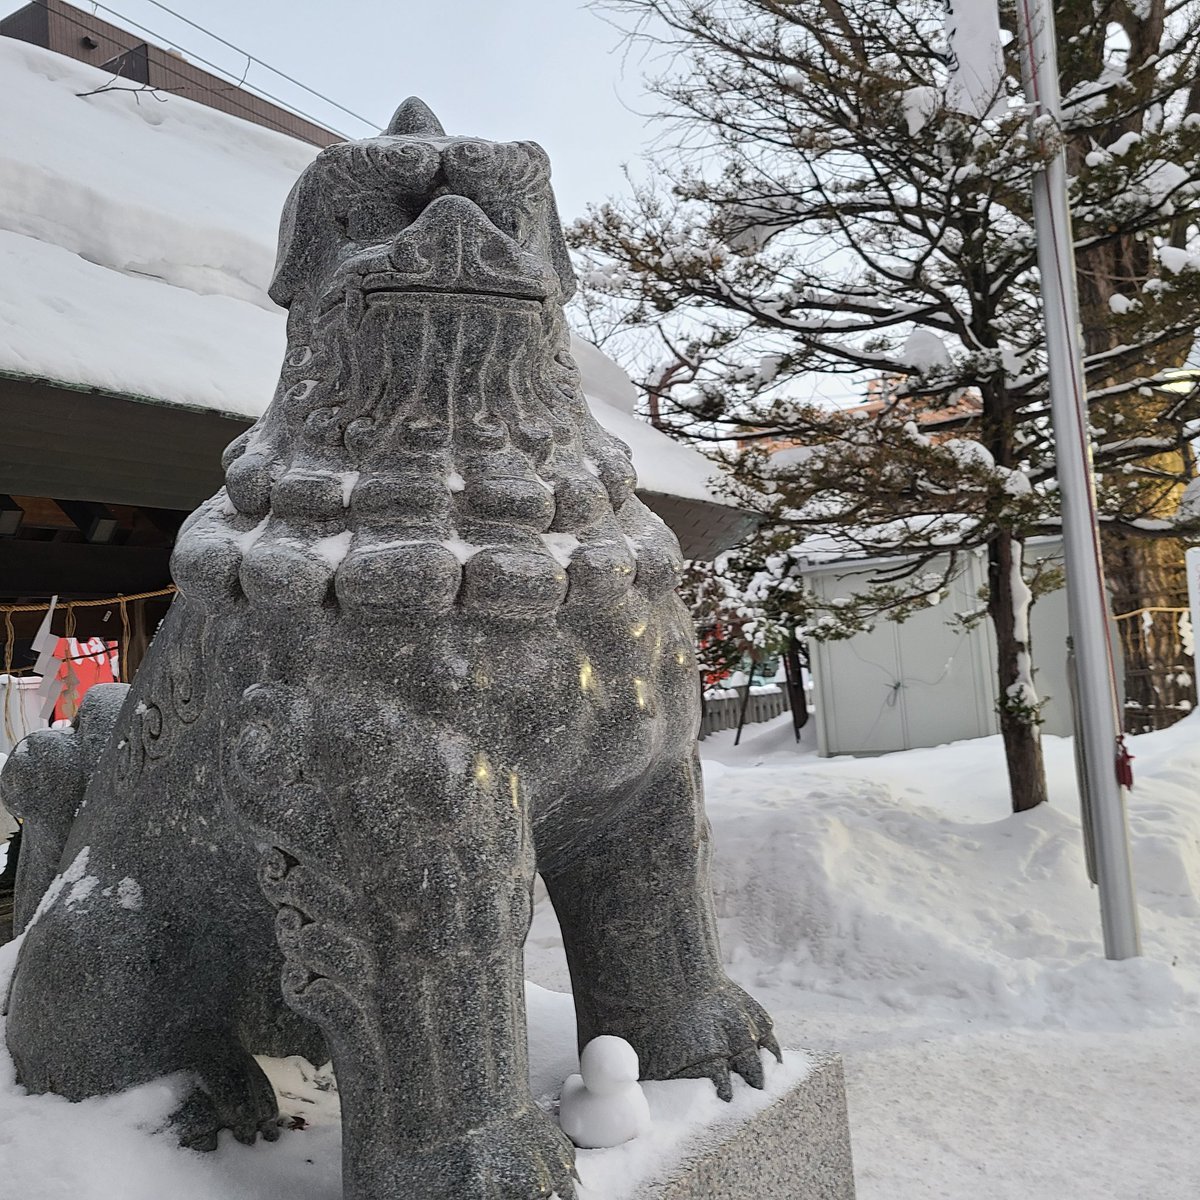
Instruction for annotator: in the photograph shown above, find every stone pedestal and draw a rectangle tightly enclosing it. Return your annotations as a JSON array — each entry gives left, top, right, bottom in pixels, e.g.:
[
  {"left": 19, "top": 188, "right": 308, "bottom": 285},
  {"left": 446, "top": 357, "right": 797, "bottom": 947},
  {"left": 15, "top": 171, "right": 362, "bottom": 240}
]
[
  {"left": 647, "top": 1054, "right": 855, "bottom": 1200},
  {"left": 568, "top": 1045, "right": 855, "bottom": 1200}
]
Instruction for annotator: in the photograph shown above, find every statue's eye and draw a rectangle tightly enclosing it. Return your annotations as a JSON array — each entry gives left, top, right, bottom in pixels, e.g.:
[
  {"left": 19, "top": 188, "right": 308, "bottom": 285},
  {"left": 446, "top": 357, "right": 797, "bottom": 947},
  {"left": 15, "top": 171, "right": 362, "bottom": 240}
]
[
  {"left": 388, "top": 141, "right": 442, "bottom": 193},
  {"left": 481, "top": 200, "right": 532, "bottom": 242},
  {"left": 344, "top": 199, "right": 417, "bottom": 241}
]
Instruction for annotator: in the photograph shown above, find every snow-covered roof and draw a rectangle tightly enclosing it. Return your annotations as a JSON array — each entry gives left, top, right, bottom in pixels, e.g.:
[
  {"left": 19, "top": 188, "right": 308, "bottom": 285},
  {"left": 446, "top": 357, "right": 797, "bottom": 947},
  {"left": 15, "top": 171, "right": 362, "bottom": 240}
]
[{"left": 0, "top": 36, "right": 730, "bottom": 509}]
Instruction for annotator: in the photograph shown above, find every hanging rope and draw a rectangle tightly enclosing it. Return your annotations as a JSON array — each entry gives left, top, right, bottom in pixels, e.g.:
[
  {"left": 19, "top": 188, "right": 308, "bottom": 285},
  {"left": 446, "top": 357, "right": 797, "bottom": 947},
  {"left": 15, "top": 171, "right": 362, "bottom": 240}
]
[
  {"left": 0, "top": 586, "right": 177, "bottom": 616},
  {"left": 119, "top": 598, "right": 132, "bottom": 685},
  {"left": 2, "top": 610, "right": 16, "bottom": 748},
  {"left": 1113, "top": 605, "right": 1189, "bottom": 622},
  {"left": 0, "top": 586, "right": 177, "bottom": 694}
]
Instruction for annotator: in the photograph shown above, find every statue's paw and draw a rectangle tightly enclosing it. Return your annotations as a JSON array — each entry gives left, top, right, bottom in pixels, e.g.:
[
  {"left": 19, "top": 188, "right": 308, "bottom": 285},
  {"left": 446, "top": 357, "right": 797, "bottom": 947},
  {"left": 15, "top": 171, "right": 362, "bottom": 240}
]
[
  {"left": 400, "top": 1106, "right": 578, "bottom": 1199},
  {"left": 635, "top": 980, "right": 780, "bottom": 1103},
  {"left": 170, "top": 1050, "right": 281, "bottom": 1151}
]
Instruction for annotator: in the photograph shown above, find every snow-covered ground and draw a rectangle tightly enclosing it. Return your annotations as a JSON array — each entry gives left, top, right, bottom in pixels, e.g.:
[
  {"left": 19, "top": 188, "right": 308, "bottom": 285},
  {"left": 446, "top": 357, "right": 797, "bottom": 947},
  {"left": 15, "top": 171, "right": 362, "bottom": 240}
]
[
  {"left": 689, "top": 716, "right": 1200, "bottom": 1199},
  {"left": 3, "top": 715, "right": 1199, "bottom": 1197}
]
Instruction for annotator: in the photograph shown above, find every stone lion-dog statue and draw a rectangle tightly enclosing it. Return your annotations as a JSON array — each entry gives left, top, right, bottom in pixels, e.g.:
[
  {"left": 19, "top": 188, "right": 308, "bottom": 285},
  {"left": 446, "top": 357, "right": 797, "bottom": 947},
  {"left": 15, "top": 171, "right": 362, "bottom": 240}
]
[{"left": 2, "top": 98, "right": 777, "bottom": 1200}]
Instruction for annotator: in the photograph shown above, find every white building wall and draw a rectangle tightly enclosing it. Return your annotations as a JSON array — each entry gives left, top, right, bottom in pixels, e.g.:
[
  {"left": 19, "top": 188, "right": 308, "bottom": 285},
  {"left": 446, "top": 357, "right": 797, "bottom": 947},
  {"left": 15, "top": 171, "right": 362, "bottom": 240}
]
[{"left": 805, "top": 538, "right": 1088, "bottom": 756}]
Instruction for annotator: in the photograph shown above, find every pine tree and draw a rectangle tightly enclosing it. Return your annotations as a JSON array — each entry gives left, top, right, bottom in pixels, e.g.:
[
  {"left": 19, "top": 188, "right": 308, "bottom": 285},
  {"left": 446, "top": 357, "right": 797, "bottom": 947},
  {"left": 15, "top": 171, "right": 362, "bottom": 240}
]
[{"left": 572, "top": 0, "right": 1200, "bottom": 811}]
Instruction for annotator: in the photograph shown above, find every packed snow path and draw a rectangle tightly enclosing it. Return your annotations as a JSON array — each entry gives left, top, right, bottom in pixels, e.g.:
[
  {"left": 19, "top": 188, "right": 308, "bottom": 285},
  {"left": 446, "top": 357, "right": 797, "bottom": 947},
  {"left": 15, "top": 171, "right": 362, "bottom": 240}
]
[{"left": 2, "top": 715, "right": 1199, "bottom": 1196}]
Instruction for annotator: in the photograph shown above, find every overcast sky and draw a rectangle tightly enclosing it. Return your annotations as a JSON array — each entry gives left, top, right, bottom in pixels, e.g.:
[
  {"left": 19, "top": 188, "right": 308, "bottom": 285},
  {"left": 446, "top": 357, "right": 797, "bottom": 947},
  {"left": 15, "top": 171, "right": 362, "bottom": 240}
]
[{"left": 3, "top": 0, "right": 657, "bottom": 221}]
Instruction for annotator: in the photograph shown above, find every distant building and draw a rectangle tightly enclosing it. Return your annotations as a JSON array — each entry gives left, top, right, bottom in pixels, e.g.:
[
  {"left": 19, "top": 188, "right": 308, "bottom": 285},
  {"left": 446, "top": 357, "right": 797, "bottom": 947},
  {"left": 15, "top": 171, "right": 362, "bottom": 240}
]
[
  {"left": 801, "top": 537, "right": 1094, "bottom": 755},
  {"left": 852, "top": 375, "right": 983, "bottom": 438}
]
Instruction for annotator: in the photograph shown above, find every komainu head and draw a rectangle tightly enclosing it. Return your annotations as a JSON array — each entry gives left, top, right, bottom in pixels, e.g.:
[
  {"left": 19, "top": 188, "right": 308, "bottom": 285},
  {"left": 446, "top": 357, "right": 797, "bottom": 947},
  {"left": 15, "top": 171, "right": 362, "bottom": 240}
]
[
  {"left": 172, "top": 100, "right": 683, "bottom": 622},
  {"left": 269, "top": 96, "right": 576, "bottom": 316}
]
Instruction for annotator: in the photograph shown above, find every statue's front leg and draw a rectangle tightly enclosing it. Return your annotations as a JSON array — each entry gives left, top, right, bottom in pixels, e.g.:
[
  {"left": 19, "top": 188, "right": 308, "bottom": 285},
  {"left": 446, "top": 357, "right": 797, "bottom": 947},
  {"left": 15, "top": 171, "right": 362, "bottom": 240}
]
[
  {"left": 227, "top": 688, "right": 576, "bottom": 1200},
  {"left": 542, "top": 750, "right": 779, "bottom": 1101}
]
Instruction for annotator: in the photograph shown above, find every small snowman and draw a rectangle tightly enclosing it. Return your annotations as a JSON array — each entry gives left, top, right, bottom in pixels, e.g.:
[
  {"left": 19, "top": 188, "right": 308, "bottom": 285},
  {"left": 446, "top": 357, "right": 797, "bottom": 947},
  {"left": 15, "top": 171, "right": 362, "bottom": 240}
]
[{"left": 559, "top": 1035, "right": 651, "bottom": 1149}]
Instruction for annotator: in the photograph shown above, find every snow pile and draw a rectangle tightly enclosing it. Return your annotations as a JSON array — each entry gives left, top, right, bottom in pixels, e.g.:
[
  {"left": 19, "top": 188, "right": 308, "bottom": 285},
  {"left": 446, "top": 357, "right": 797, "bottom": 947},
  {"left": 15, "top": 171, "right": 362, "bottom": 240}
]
[
  {"left": 0, "top": 37, "right": 727, "bottom": 507},
  {"left": 704, "top": 758, "right": 1200, "bottom": 1029},
  {"left": 3, "top": 714, "right": 1199, "bottom": 1196},
  {"left": 694, "top": 714, "right": 1200, "bottom": 1027}
]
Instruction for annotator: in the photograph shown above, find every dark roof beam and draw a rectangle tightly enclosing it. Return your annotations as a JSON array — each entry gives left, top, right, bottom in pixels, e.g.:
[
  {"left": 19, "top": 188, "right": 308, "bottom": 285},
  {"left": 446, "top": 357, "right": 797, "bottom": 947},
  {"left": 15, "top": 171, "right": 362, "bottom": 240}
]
[
  {"left": 55, "top": 499, "right": 120, "bottom": 544},
  {"left": 0, "top": 496, "right": 23, "bottom": 538},
  {"left": 137, "top": 507, "right": 188, "bottom": 543}
]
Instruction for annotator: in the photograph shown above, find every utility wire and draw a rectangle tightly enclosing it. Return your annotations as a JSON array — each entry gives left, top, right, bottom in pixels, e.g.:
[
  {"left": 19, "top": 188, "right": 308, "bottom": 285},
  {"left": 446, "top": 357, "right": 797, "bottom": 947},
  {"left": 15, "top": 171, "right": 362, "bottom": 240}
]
[
  {"left": 136, "top": 0, "right": 384, "bottom": 131},
  {"left": 35, "top": 0, "right": 329, "bottom": 142},
  {"left": 79, "top": 0, "right": 371, "bottom": 137}
]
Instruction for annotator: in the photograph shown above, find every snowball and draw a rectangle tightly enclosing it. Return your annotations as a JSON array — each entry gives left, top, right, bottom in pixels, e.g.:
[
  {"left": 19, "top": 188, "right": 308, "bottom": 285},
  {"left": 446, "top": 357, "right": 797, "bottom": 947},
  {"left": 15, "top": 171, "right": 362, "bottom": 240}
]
[{"left": 580, "top": 1035, "right": 640, "bottom": 1096}]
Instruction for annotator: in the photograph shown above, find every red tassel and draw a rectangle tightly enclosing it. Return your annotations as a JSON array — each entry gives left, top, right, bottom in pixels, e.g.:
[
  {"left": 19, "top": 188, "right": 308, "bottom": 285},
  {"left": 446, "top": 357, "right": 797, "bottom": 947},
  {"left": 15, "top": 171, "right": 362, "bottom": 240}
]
[{"left": 1116, "top": 737, "right": 1135, "bottom": 789}]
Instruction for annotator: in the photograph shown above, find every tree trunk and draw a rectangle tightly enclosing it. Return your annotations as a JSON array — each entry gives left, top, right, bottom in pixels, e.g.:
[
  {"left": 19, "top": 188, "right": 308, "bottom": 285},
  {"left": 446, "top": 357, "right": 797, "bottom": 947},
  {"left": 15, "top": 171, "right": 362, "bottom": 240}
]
[{"left": 988, "top": 532, "right": 1050, "bottom": 812}]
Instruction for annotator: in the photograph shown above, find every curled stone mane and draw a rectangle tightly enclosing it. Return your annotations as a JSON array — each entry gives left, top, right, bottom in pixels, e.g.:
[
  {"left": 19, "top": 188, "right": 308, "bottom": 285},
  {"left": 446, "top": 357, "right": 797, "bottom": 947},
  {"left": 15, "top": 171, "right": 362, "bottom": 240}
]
[{"left": 173, "top": 110, "right": 682, "bottom": 622}]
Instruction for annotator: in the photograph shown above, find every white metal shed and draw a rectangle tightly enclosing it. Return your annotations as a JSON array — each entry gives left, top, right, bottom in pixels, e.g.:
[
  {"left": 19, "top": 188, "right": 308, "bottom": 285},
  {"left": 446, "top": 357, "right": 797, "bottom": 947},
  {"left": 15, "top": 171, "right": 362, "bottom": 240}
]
[{"left": 801, "top": 537, "right": 1095, "bottom": 756}]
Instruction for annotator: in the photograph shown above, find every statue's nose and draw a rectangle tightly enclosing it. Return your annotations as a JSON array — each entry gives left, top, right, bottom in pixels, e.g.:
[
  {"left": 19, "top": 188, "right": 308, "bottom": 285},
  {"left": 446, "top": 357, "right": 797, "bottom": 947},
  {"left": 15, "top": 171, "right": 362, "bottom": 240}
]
[{"left": 389, "top": 195, "right": 551, "bottom": 299}]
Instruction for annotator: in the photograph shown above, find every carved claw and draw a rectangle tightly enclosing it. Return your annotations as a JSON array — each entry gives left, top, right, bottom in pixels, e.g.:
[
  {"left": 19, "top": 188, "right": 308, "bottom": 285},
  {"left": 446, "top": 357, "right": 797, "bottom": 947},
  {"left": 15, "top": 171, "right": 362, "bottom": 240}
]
[
  {"left": 759, "top": 1029, "right": 784, "bottom": 1064},
  {"left": 690, "top": 1057, "right": 734, "bottom": 1102},
  {"left": 730, "top": 1046, "right": 766, "bottom": 1090},
  {"left": 168, "top": 1049, "right": 280, "bottom": 1151},
  {"left": 614, "top": 980, "right": 780, "bottom": 1105}
]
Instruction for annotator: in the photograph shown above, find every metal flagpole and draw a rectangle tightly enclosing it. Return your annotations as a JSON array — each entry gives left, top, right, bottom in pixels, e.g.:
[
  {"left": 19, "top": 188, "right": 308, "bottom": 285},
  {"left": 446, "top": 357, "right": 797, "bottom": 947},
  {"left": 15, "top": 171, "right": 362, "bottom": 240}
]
[{"left": 1015, "top": 0, "right": 1141, "bottom": 958}]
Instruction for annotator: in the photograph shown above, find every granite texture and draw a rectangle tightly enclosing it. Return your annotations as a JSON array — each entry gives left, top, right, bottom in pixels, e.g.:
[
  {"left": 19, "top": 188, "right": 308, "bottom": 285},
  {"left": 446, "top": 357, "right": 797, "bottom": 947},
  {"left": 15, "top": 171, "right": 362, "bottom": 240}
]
[
  {"left": 0, "top": 683, "right": 128, "bottom": 934},
  {"left": 2, "top": 98, "right": 779, "bottom": 1200},
  {"left": 650, "top": 1054, "right": 856, "bottom": 1200}
]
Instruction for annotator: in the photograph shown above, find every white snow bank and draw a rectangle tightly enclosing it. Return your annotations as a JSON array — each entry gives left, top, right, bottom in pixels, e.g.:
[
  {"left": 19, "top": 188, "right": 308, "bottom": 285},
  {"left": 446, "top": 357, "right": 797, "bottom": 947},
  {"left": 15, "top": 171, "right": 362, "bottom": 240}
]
[
  {"left": 568, "top": 336, "right": 639, "bottom": 415},
  {"left": 0, "top": 37, "right": 728, "bottom": 507},
  {"left": 693, "top": 713, "right": 1200, "bottom": 1029},
  {"left": 0, "top": 230, "right": 286, "bottom": 419},
  {"left": 0, "top": 38, "right": 312, "bottom": 312}
]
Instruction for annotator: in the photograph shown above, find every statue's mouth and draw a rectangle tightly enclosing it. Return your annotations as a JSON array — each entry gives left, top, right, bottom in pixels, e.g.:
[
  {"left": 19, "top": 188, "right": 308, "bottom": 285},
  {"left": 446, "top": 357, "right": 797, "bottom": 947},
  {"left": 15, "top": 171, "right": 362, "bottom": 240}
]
[
  {"left": 363, "top": 278, "right": 546, "bottom": 304},
  {"left": 319, "top": 277, "right": 546, "bottom": 318},
  {"left": 313, "top": 194, "right": 558, "bottom": 317}
]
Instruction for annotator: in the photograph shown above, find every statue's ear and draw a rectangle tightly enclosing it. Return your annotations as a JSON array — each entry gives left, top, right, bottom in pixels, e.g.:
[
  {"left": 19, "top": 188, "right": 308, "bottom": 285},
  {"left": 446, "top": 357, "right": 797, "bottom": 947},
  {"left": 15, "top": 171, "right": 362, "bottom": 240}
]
[
  {"left": 385, "top": 96, "right": 445, "bottom": 137},
  {"left": 269, "top": 168, "right": 325, "bottom": 309},
  {"left": 543, "top": 190, "right": 576, "bottom": 303}
]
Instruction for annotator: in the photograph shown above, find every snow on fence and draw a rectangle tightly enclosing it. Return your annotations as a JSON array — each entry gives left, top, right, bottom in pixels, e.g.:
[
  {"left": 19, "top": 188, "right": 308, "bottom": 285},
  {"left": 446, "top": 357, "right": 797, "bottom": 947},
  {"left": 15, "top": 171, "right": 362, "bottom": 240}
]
[{"left": 699, "top": 685, "right": 790, "bottom": 739}]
